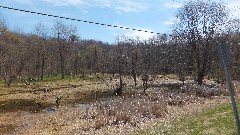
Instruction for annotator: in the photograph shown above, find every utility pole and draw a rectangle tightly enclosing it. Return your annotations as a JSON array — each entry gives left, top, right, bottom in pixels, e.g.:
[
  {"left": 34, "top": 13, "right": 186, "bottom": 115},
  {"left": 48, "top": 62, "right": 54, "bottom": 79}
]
[{"left": 218, "top": 43, "right": 240, "bottom": 135}]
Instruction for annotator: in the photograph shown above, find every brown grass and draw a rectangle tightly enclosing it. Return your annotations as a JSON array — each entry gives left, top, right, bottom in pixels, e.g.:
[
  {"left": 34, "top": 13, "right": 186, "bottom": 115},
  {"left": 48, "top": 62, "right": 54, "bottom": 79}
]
[
  {"left": 0, "top": 76, "right": 234, "bottom": 134},
  {"left": 76, "top": 94, "right": 168, "bottom": 130}
]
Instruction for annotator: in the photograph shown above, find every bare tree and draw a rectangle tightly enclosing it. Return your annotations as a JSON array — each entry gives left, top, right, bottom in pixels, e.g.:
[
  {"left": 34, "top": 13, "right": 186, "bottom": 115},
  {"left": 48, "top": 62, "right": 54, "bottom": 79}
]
[
  {"left": 1, "top": 32, "right": 31, "bottom": 87},
  {"left": 120, "top": 37, "right": 140, "bottom": 86},
  {"left": 52, "top": 20, "right": 78, "bottom": 79},
  {"left": 34, "top": 22, "right": 49, "bottom": 80},
  {"left": 140, "top": 40, "right": 154, "bottom": 92},
  {"left": 0, "top": 17, "right": 8, "bottom": 82},
  {"left": 84, "top": 44, "right": 104, "bottom": 75},
  {"left": 225, "top": 19, "right": 240, "bottom": 80},
  {"left": 114, "top": 37, "right": 128, "bottom": 96},
  {"left": 174, "top": 0, "right": 229, "bottom": 85},
  {"left": 171, "top": 34, "right": 189, "bottom": 85}
]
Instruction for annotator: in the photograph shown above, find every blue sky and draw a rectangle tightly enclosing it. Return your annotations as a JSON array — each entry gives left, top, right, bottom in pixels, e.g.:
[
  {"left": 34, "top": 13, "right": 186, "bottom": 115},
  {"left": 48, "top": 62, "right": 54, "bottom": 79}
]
[{"left": 0, "top": 0, "right": 239, "bottom": 43}]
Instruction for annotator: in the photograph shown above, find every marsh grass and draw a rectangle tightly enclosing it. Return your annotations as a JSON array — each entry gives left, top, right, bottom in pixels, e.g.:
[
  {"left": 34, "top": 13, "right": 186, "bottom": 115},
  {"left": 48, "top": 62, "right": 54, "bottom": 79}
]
[
  {"left": 77, "top": 93, "right": 168, "bottom": 130},
  {"left": 0, "top": 75, "right": 235, "bottom": 134},
  {"left": 134, "top": 101, "right": 239, "bottom": 135}
]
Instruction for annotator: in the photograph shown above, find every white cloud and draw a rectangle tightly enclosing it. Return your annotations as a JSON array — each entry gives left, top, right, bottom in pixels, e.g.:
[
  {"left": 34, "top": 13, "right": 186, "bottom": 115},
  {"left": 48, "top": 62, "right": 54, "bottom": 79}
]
[
  {"left": 115, "top": 6, "right": 138, "bottom": 13},
  {"left": 107, "top": 23, "right": 155, "bottom": 40},
  {"left": 226, "top": 0, "right": 240, "bottom": 19},
  {"left": 11, "top": 0, "right": 147, "bottom": 13},
  {"left": 64, "top": 0, "right": 147, "bottom": 13},
  {"left": 42, "top": 0, "right": 84, "bottom": 6},
  {"left": 125, "top": 29, "right": 155, "bottom": 40},
  {"left": 7, "top": 0, "right": 34, "bottom": 4},
  {"left": 163, "top": 17, "right": 179, "bottom": 26},
  {"left": 94, "top": 0, "right": 112, "bottom": 8},
  {"left": 164, "top": 2, "right": 182, "bottom": 9},
  {"left": 91, "top": 0, "right": 147, "bottom": 13},
  {"left": 10, "top": 0, "right": 84, "bottom": 6},
  {"left": 81, "top": 10, "right": 89, "bottom": 15},
  {"left": 114, "top": 0, "right": 147, "bottom": 13}
]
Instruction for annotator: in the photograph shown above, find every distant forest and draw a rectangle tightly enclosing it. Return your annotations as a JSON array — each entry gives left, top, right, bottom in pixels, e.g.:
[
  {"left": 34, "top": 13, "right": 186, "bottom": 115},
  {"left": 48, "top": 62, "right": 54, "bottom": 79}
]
[{"left": 0, "top": 0, "right": 240, "bottom": 87}]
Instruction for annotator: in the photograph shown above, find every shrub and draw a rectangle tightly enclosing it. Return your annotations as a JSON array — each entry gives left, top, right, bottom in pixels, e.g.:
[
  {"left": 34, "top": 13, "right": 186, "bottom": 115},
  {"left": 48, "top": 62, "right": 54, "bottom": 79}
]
[{"left": 78, "top": 93, "right": 168, "bottom": 129}]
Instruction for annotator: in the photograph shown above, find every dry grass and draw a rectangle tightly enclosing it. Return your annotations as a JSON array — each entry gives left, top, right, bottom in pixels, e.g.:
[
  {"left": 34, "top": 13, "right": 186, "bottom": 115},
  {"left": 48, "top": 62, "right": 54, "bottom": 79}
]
[
  {"left": 0, "top": 76, "right": 235, "bottom": 135},
  {"left": 74, "top": 93, "right": 168, "bottom": 130},
  {"left": 0, "top": 93, "right": 168, "bottom": 134},
  {"left": 131, "top": 96, "right": 231, "bottom": 135}
]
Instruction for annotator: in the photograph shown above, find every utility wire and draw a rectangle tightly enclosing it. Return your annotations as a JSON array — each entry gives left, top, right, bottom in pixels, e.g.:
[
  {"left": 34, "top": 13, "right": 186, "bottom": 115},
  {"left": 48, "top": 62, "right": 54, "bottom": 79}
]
[{"left": 0, "top": 5, "right": 161, "bottom": 35}]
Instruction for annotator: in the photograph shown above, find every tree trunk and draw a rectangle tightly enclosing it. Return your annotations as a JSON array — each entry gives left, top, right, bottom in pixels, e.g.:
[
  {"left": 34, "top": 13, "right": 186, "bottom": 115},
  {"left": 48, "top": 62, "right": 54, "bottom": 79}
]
[
  {"left": 60, "top": 51, "right": 65, "bottom": 79},
  {"left": 132, "top": 66, "right": 137, "bottom": 86},
  {"left": 4, "top": 61, "right": 25, "bottom": 87},
  {"left": 6, "top": 76, "right": 13, "bottom": 87},
  {"left": 133, "top": 73, "right": 137, "bottom": 86},
  {"left": 196, "top": 71, "right": 204, "bottom": 85},
  {"left": 196, "top": 42, "right": 209, "bottom": 85},
  {"left": 37, "top": 50, "right": 40, "bottom": 80},
  {"left": 82, "top": 69, "right": 85, "bottom": 80},
  {"left": 114, "top": 74, "right": 123, "bottom": 96},
  {"left": 74, "top": 59, "right": 78, "bottom": 77},
  {"left": 40, "top": 53, "right": 45, "bottom": 80}
]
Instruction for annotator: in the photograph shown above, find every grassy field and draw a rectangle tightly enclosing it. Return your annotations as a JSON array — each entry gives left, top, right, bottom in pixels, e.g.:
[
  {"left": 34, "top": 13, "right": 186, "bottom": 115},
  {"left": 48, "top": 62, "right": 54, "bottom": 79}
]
[{"left": 133, "top": 102, "right": 239, "bottom": 135}]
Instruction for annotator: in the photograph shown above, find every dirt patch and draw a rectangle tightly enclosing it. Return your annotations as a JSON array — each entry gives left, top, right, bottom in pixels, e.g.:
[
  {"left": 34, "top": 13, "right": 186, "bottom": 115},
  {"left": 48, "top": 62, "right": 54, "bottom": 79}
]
[
  {"left": 0, "top": 124, "right": 15, "bottom": 135},
  {"left": 0, "top": 99, "right": 40, "bottom": 113}
]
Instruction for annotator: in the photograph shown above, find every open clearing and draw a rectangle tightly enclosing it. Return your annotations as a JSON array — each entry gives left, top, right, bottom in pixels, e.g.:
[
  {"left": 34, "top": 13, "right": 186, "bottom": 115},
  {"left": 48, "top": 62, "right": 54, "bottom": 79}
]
[{"left": 0, "top": 75, "right": 237, "bottom": 135}]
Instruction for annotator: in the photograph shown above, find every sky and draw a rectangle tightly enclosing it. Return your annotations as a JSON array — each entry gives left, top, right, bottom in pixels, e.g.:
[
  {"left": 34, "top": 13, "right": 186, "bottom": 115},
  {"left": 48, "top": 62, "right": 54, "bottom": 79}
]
[{"left": 0, "top": 0, "right": 239, "bottom": 44}]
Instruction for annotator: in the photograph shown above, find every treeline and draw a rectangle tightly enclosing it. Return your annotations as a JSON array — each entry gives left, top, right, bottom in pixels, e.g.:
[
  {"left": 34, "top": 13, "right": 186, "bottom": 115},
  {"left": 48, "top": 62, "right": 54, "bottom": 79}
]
[{"left": 0, "top": 0, "right": 240, "bottom": 87}]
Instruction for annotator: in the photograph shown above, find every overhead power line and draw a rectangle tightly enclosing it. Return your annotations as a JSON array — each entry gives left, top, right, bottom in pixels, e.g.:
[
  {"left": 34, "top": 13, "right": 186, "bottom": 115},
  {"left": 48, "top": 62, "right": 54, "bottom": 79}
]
[{"left": 0, "top": 5, "right": 161, "bottom": 35}]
